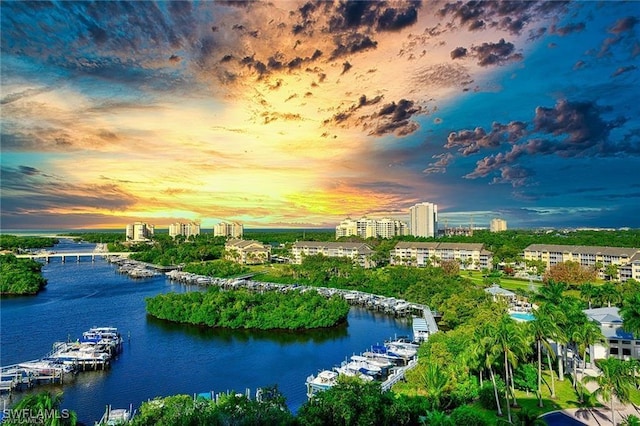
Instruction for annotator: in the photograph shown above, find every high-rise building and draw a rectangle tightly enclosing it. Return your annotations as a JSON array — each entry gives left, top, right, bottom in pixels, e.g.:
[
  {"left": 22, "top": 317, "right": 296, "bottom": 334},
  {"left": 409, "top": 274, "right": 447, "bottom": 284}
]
[
  {"left": 409, "top": 202, "right": 438, "bottom": 238},
  {"left": 126, "top": 222, "right": 154, "bottom": 242},
  {"left": 213, "top": 222, "right": 243, "bottom": 238},
  {"left": 490, "top": 218, "right": 507, "bottom": 232},
  {"left": 169, "top": 222, "right": 201, "bottom": 238}
]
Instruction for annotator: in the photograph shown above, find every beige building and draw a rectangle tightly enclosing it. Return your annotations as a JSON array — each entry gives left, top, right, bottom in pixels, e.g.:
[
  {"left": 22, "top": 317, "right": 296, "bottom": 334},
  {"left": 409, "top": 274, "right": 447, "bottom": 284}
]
[
  {"left": 490, "top": 218, "right": 507, "bottom": 232},
  {"left": 168, "top": 222, "right": 200, "bottom": 238},
  {"left": 523, "top": 244, "right": 640, "bottom": 281},
  {"left": 214, "top": 222, "right": 243, "bottom": 238},
  {"left": 335, "top": 217, "right": 408, "bottom": 239},
  {"left": 224, "top": 239, "right": 270, "bottom": 264},
  {"left": 126, "top": 222, "right": 154, "bottom": 242},
  {"left": 390, "top": 242, "right": 493, "bottom": 270},
  {"left": 291, "top": 241, "right": 375, "bottom": 268},
  {"left": 409, "top": 202, "right": 438, "bottom": 238}
]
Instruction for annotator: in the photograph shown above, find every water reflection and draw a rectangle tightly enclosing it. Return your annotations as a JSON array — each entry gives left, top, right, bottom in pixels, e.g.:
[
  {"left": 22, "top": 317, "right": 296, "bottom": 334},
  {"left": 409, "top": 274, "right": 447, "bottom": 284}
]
[{"left": 146, "top": 314, "right": 349, "bottom": 344}]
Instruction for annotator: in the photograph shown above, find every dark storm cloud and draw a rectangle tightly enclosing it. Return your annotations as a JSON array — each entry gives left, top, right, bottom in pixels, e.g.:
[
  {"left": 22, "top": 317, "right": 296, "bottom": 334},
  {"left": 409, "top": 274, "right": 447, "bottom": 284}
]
[
  {"left": 328, "top": 1, "right": 421, "bottom": 33},
  {"left": 550, "top": 22, "right": 586, "bottom": 36},
  {"left": 446, "top": 121, "right": 527, "bottom": 155},
  {"left": 611, "top": 65, "right": 637, "bottom": 77},
  {"left": 609, "top": 16, "right": 639, "bottom": 34},
  {"left": 330, "top": 34, "right": 378, "bottom": 59},
  {"left": 463, "top": 99, "right": 630, "bottom": 184},
  {"left": 470, "top": 39, "right": 522, "bottom": 67},
  {"left": 450, "top": 47, "right": 468, "bottom": 59},
  {"left": 368, "top": 99, "right": 422, "bottom": 136},
  {"left": 438, "top": 1, "right": 566, "bottom": 36}
]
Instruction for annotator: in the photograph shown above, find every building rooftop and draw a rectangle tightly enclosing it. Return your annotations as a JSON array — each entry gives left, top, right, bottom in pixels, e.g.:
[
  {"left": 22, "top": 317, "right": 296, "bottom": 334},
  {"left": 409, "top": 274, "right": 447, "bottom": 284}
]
[
  {"left": 524, "top": 244, "right": 639, "bottom": 257},
  {"left": 394, "top": 242, "right": 485, "bottom": 250}
]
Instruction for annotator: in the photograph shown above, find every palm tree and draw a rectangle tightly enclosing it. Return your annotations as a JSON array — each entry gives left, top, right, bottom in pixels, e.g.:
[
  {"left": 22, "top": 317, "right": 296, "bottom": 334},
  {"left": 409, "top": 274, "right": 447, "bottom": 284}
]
[
  {"left": 582, "top": 358, "right": 635, "bottom": 426},
  {"left": 530, "top": 307, "right": 562, "bottom": 406},
  {"left": 8, "top": 391, "right": 77, "bottom": 426},
  {"left": 421, "top": 362, "right": 450, "bottom": 410},
  {"left": 569, "top": 314, "right": 604, "bottom": 402},
  {"left": 620, "top": 292, "right": 640, "bottom": 338},
  {"left": 533, "top": 280, "right": 567, "bottom": 306},
  {"left": 580, "top": 282, "right": 597, "bottom": 309}
]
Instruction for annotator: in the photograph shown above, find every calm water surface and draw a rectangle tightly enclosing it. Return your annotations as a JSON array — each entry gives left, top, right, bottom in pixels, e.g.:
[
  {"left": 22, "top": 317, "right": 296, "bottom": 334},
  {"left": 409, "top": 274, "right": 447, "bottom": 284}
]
[{"left": 1, "top": 240, "right": 411, "bottom": 423}]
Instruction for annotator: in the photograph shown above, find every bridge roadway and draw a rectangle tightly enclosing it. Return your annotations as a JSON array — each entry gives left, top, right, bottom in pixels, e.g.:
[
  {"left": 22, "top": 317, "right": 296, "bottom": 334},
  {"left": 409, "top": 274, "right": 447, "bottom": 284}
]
[{"left": 15, "top": 251, "right": 131, "bottom": 263}]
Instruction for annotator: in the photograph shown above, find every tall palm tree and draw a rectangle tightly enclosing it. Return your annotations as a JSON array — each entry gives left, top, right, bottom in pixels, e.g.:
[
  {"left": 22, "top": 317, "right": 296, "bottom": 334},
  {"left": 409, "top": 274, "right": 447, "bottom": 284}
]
[
  {"left": 583, "top": 358, "right": 635, "bottom": 426},
  {"left": 579, "top": 282, "right": 597, "bottom": 309},
  {"left": 569, "top": 314, "right": 604, "bottom": 402},
  {"left": 530, "top": 307, "right": 562, "bottom": 406},
  {"left": 620, "top": 292, "right": 640, "bottom": 338},
  {"left": 533, "top": 280, "right": 567, "bottom": 306}
]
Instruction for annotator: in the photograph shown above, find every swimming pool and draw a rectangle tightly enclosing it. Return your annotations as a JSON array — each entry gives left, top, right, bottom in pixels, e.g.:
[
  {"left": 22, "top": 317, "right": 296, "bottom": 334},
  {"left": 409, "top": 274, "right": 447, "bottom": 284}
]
[{"left": 510, "top": 312, "right": 535, "bottom": 322}]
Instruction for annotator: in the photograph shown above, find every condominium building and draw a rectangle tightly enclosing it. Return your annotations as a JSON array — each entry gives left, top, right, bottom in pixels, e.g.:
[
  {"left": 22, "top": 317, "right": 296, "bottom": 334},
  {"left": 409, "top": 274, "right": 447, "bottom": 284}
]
[
  {"left": 224, "top": 239, "right": 270, "bottom": 264},
  {"left": 291, "top": 241, "right": 375, "bottom": 268},
  {"left": 335, "top": 217, "right": 408, "bottom": 239},
  {"left": 409, "top": 202, "right": 438, "bottom": 238},
  {"left": 125, "top": 222, "right": 154, "bottom": 242},
  {"left": 214, "top": 222, "right": 244, "bottom": 238},
  {"left": 523, "top": 244, "right": 640, "bottom": 281},
  {"left": 168, "top": 222, "right": 201, "bottom": 238},
  {"left": 390, "top": 242, "right": 493, "bottom": 270},
  {"left": 583, "top": 307, "right": 639, "bottom": 361},
  {"left": 490, "top": 218, "right": 507, "bottom": 232}
]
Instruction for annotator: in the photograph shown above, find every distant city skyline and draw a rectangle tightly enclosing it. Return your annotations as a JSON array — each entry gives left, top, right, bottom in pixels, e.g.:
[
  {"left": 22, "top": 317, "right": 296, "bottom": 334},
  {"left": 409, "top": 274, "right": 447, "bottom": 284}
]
[{"left": 2, "top": 1, "right": 639, "bottom": 230}]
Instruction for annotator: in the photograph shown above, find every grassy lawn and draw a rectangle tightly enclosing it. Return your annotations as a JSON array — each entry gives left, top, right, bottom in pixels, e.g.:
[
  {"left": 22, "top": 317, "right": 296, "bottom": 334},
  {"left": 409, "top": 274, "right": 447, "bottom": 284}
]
[{"left": 463, "top": 270, "right": 542, "bottom": 293}]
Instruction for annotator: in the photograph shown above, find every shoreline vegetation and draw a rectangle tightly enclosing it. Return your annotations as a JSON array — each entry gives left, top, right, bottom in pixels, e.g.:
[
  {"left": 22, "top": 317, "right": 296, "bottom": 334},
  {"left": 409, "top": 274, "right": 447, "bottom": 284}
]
[
  {"left": 0, "top": 254, "right": 47, "bottom": 295},
  {"left": 145, "top": 287, "right": 350, "bottom": 330}
]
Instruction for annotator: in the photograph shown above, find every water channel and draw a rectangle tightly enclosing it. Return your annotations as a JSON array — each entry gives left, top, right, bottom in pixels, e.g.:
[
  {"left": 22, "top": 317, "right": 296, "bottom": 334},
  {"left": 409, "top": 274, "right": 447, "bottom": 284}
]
[{"left": 1, "top": 240, "right": 412, "bottom": 423}]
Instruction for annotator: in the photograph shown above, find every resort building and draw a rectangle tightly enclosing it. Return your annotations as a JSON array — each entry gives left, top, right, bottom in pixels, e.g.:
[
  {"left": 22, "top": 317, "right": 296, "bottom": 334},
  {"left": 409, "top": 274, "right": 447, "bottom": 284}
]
[
  {"left": 523, "top": 244, "right": 640, "bottom": 281},
  {"left": 224, "top": 239, "right": 270, "bottom": 265},
  {"left": 583, "top": 307, "right": 639, "bottom": 361},
  {"left": 409, "top": 202, "right": 438, "bottom": 238},
  {"left": 490, "top": 218, "right": 507, "bottom": 232},
  {"left": 125, "top": 222, "right": 154, "bottom": 242},
  {"left": 291, "top": 241, "right": 375, "bottom": 268},
  {"left": 390, "top": 242, "right": 493, "bottom": 270},
  {"left": 168, "top": 222, "right": 200, "bottom": 238},
  {"left": 214, "top": 222, "right": 244, "bottom": 239},
  {"left": 335, "top": 217, "right": 408, "bottom": 239}
]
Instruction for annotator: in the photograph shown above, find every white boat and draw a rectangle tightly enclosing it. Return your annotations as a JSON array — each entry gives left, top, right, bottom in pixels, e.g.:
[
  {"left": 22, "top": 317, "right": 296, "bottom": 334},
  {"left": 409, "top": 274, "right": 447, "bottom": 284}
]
[
  {"left": 306, "top": 370, "right": 339, "bottom": 398},
  {"left": 348, "top": 355, "right": 383, "bottom": 375}
]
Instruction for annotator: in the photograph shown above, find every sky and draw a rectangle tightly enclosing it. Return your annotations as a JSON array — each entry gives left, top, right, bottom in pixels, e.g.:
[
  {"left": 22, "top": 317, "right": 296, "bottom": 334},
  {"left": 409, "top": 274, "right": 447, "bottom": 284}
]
[{"left": 1, "top": 1, "right": 639, "bottom": 230}]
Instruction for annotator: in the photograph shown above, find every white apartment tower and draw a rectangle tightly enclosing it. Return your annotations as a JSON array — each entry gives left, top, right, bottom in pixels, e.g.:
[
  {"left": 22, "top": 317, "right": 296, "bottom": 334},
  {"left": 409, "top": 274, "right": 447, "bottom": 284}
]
[
  {"left": 490, "top": 218, "right": 507, "bottom": 232},
  {"left": 126, "top": 222, "right": 154, "bottom": 242},
  {"left": 335, "top": 217, "right": 408, "bottom": 239},
  {"left": 214, "top": 222, "right": 244, "bottom": 238},
  {"left": 169, "top": 222, "right": 201, "bottom": 238},
  {"left": 409, "top": 202, "right": 438, "bottom": 238}
]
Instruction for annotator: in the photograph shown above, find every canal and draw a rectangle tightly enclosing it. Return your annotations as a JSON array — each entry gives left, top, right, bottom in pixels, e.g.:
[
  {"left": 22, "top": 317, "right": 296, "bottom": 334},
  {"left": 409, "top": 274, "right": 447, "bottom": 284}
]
[{"left": 0, "top": 240, "right": 412, "bottom": 423}]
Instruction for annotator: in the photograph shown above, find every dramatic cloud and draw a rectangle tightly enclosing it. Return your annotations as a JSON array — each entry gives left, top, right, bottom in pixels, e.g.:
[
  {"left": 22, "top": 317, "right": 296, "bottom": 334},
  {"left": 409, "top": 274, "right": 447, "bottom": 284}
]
[{"left": 470, "top": 38, "right": 523, "bottom": 67}]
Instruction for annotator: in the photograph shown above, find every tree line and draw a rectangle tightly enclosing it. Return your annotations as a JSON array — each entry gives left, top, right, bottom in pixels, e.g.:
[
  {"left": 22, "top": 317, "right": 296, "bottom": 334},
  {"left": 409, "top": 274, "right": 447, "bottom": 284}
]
[
  {"left": 0, "top": 235, "right": 58, "bottom": 251},
  {"left": 145, "top": 287, "right": 350, "bottom": 330}
]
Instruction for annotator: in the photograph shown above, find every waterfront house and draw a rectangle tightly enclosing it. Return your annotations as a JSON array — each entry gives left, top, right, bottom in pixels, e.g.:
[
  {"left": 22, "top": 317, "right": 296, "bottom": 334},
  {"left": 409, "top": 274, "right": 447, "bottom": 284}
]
[{"left": 224, "top": 239, "right": 271, "bottom": 265}]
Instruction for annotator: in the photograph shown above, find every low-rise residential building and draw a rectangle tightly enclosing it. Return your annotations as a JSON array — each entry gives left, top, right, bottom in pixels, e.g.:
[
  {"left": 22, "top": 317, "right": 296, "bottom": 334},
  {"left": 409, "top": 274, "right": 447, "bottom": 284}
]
[
  {"left": 168, "top": 222, "right": 200, "bottom": 238},
  {"left": 523, "top": 244, "right": 640, "bottom": 281},
  {"left": 335, "top": 217, "right": 408, "bottom": 239},
  {"left": 214, "top": 222, "right": 243, "bottom": 238},
  {"left": 390, "top": 242, "right": 493, "bottom": 270},
  {"left": 584, "top": 307, "right": 639, "bottom": 361},
  {"left": 224, "top": 239, "right": 270, "bottom": 265},
  {"left": 291, "top": 241, "right": 375, "bottom": 268},
  {"left": 126, "top": 222, "right": 154, "bottom": 242}
]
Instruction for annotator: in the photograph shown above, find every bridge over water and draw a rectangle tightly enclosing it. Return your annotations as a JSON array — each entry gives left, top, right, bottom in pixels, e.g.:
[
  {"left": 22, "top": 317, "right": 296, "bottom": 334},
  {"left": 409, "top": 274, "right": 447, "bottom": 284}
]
[{"left": 15, "top": 251, "right": 131, "bottom": 263}]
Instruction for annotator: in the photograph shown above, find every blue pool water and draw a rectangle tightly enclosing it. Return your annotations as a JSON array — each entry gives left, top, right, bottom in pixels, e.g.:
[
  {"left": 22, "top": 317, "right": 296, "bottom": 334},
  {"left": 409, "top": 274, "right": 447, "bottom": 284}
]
[{"left": 510, "top": 312, "right": 535, "bottom": 322}]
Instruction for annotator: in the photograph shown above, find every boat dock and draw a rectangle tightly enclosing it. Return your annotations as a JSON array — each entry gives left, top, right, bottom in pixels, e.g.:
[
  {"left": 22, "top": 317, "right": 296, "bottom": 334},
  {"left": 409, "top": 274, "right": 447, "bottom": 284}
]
[
  {"left": 1, "top": 327, "right": 124, "bottom": 395},
  {"left": 306, "top": 337, "right": 422, "bottom": 399}
]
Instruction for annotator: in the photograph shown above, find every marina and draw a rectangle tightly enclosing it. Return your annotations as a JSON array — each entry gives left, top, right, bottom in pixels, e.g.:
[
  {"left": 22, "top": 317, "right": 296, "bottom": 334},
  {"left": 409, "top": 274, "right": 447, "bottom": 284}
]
[{"left": 1, "top": 327, "right": 123, "bottom": 395}]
